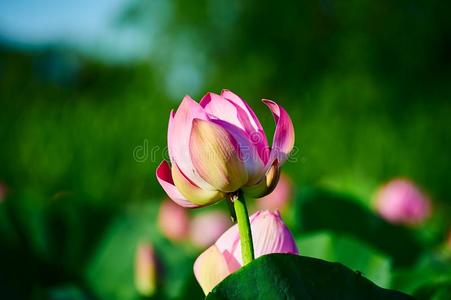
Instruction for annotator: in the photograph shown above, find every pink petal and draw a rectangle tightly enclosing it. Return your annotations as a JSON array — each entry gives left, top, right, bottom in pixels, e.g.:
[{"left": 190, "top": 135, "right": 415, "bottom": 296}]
[
  {"left": 215, "top": 220, "right": 240, "bottom": 255},
  {"left": 156, "top": 160, "right": 199, "bottom": 208},
  {"left": 168, "top": 96, "right": 215, "bottom": 190},
  {"left": 189, "top": 119, "right": 248, "bottom": 192},
  {"left": 221, "top": 250, "right": 241, "bottom": 273},
  {"left": 171, "top": 162, "right": 225, "bottom": 207},
  {"left": 200, "top": 210, "right": 297, "bottom": 285},
  {"left": 193, "top": 245, "right": 233, "bottom": 295},
  {"left": 200, "top": 92, "right": 245, "bottom": 131},
  {"left": 209, "top": 225, "right": 243, "bottom": 274},
  {"left": 221, "top": 90, "right": 270, "bottom": 163},
  {"left": 208, "top": 218, "right": 242, "bottom": 273},
  {"left": 202, "top": 92, "right": 269, "bottom": 166},
  {"left": 221, "top": 90, "right": 266, "bottom": 136},
  {"left": 200, "top": 91, "right": 268, "bottom": 181},
  {"left": 215, "top": 212, "right": 261, "bottom": 259},
  {"left": 231, "top": 210, "right": 298, "bottom": 265},
  {"left": 263, "top": 99, "right": 295, "bottom": 165},
  {"left": 211, "top": 119, "right": 265, "bottom": 184}
]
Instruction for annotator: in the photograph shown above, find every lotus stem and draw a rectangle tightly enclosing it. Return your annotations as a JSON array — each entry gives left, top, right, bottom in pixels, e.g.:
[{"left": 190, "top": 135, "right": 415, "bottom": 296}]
[{"left": 231, "top": 191, "right": 254, "bottom": 265}]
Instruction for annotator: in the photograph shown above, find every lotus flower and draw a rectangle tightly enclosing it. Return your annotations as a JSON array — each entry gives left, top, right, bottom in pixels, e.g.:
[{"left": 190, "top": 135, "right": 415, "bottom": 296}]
[
  {"left": 156, "top": 90, "right": 295, "bottom": 208},
  {"left": 135, "top": 243, "right": 157, "bottom": 297},
  {"left": 193, "top": 210, "right": 298, "bottom": 294},
  {"left": 190, "top": 210, "right": 232, "bottom": 248},
  {"left": 375, "top": 178, "right": 430, "bottom": 225},
  {"left": 257, "top": 172, "right": 293, "bottom": 211},
  {"left": 158, "top": 199, "right": 190, "bottom": 241}
]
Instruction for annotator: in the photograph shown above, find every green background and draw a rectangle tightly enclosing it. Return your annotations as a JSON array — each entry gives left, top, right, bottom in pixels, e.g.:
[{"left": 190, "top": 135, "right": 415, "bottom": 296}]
[{"left": 0, "top": 0, "right": 450, "bottom": 299}]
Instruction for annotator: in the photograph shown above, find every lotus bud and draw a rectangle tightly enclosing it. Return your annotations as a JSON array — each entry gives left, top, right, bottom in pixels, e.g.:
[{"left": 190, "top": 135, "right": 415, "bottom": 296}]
[
  {"left": 375, "top": 178, "right": 430, "bottom": 226},
  {"left": 190, "top": 210, "right": 232, "bottom": 248},
  {"left": 135, "top": 243, "right": 157, "bottom": 297},
  {"left": 156, "top": 90, "right": 295, "bottom": 208},
  {"left": 158, "top": 199, "right": 189, "bottom": 242},
  {"left": 194, "top": 210, "right": 298, "bottom": 294}
]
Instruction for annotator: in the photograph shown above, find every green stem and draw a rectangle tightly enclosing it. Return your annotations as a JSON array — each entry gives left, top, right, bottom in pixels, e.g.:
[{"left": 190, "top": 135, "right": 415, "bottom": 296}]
[{"left": 232, "top": 191, "right": 254, "bottom": 265}]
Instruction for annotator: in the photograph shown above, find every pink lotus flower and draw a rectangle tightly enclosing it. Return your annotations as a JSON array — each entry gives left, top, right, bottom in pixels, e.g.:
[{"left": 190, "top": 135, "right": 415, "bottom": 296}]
[
  {"left": 375, "top": 178, "right": 431, "bottom": 226},
  {"left": 158, "top": 199, "right": 190, "bottom": 242},
  {"left": 135, "top": 242, "right": 157, "bottom": 297},
  {"left": 193, "top": 210, "right": 298, "bottom": 294},
  {"left": 257, "top": 172, "right": 293, "bottom": 211},
  {"left": 156, "top": 90, "right": 295, "bottom": 208},
  {"left": 190, "top": 210, "right": 232, "bottom": 248}
]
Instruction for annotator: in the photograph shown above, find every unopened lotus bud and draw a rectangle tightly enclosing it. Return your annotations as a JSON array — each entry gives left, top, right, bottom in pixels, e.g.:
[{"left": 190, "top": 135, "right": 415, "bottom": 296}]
[
  {"left": 135, "top": 243, "right": 157, "bottom": 297},
  {"left": 375, "top": 178, "right": 430, "bottom": 226},
  {"left": 156, "top": 90, "right": 295, "bottom": 208},
  {"left": 194, "top": 210, "right": 298, "bottom": 294},
  {"left": 158, "top": 199, "right": 189, "bottom": 242},
  {"left": 190, "top": 210, "right": 231, "bottom": 248}
]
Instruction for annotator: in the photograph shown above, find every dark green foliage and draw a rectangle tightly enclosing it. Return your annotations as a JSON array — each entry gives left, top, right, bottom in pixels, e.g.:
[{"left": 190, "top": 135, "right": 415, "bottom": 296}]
[
  {"left": 207, "top": 254, "right": 414, "bottom": 300},
  {"left": 414, "top": 281, "right": 451, "bottom": 300},
  {"left": 295, "top": 188, "right": 423, "bottom": 266}
]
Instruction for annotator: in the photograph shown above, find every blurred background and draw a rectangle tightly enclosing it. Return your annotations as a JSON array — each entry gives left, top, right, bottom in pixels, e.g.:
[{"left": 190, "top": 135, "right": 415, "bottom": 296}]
[{"left": 0, "top": 0, "right": 450, "bottom": 299}]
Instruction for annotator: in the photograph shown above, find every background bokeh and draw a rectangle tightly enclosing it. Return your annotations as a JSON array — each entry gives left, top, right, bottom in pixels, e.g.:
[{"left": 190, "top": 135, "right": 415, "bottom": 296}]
[{"left": 1, "top": 0, "right": 450, "bottom": 299}]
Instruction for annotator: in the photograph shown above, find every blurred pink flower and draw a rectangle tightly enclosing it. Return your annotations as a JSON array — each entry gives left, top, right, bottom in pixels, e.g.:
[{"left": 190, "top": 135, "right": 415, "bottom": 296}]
[
  {"left": 375, "top": 178, "right": 430, "bottom": 225},
  {"left": 193, "top": 210, "right": 298, "bottom": 294},
  {"left": 156, "top": 90, "right": 295, "bottom": 208},
  {"left": 158, "top": 199, "right": 190, "bottom": 242},
  {"left": 257, "top": 173, "right": 292, "bottom": 211},
  {"left": 0, "top": 182, "right": 8, "bottom": 203},
  {"left": 135, "top": 242, "right": 157, "bottom": 297},
  {"left": 190, "top": 210, "right": 232, "bottom": 248}
]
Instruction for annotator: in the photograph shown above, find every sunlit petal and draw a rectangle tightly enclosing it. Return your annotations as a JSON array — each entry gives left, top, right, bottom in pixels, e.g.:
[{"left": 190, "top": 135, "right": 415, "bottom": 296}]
[
  {"left": 168, "top": 96, "right": 215, "bottom": 190},
  {"left": 189, "top": 119, "right": 248, "bottom": 192},
  {"left": 171, "top": 162, "right": 225, "bottom": 206},
  {"left": 263, "top": 99, "right": 295, "bottom": 165},
  {"left": 193, "top": 245, "right": 232, "bottom": 295},
  {"left": 156, "top": 160, "right": 200, "bottom": 208}
]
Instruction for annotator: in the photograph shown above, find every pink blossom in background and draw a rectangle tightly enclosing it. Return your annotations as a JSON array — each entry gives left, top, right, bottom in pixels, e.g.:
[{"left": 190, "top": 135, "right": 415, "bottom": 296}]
[
  {"left": 135, "top": 242, "right": 157, "bottom": 297},
  {"left": 0, "top": 182, "right": 7, "bottom": 203},
  {"left": 257, "top": 173, "right": 292, "bottom": 211},
  {"left": 156, "top": 90, "right": 295, "bottom": 208},
  {"left": 193, "top": 210, "right": 298, "bottom": 294},
  {"left": 158, "top": 199, "right": 190, "bottom": 242},
  {"left": 190, "top": 210, "right": 232, "bottom": 248},
  {"left": 375, "top": 178, "right": 431, "bottom": 226}
]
